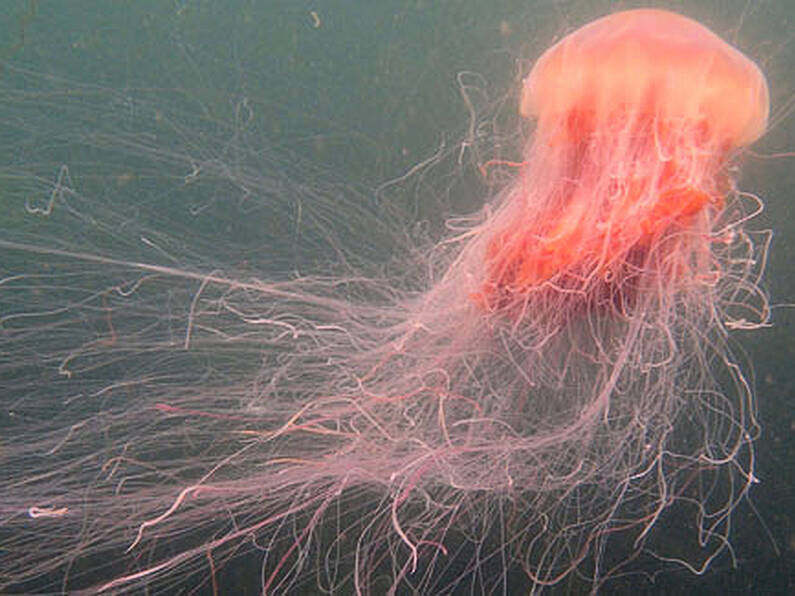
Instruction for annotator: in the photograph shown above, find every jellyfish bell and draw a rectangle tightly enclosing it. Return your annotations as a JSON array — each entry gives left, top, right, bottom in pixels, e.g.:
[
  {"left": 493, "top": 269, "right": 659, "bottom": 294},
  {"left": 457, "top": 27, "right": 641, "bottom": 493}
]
[
  {"left": 476, "top": 8, "right": 770, "bottom": 313},
  {"left": 521, "top": 9, "right": 769, "bottom": 145}
]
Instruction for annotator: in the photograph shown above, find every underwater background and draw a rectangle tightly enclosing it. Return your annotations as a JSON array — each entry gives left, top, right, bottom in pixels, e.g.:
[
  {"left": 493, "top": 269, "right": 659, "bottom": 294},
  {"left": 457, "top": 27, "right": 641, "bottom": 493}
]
[{"left": 0, "top": 1, "right": 792, "bottom": 593}]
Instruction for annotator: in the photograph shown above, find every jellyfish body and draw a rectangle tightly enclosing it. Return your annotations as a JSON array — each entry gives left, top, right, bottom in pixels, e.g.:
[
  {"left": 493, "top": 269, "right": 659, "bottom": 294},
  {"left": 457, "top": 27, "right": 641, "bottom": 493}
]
[
  {"left": 0, "top": 8, "right": 774, "bottom": 594},
  {"left": 476, "top": 9, "right": 769, "bottom": 312}
]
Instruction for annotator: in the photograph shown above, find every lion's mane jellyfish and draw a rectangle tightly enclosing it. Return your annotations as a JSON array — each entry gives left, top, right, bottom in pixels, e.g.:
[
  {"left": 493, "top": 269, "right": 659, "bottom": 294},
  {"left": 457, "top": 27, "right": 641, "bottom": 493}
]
[{"left": 0, "top": 8, "right": 772, "bottom": 595}]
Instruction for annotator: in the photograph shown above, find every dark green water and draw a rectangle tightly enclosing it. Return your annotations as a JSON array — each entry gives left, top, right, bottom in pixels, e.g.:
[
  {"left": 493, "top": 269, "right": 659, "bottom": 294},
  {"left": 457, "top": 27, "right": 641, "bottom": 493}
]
[{"left": 0, "top": 1, "right": 792, "bottom": 593}]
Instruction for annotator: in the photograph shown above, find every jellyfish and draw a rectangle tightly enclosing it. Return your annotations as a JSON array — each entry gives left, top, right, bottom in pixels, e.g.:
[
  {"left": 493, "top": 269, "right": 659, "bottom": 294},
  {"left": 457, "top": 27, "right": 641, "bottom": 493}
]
[{"left": 0, "top": 7, "right": 772, "bottom": 594}]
